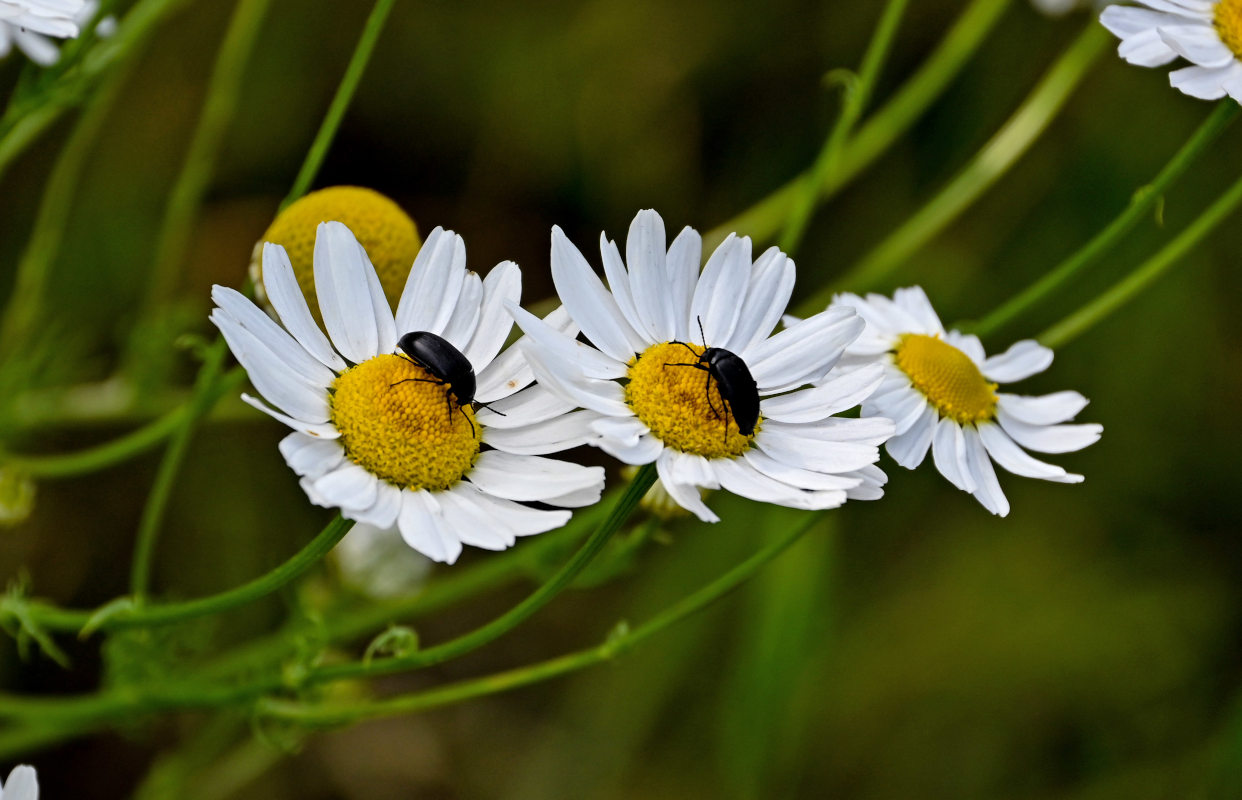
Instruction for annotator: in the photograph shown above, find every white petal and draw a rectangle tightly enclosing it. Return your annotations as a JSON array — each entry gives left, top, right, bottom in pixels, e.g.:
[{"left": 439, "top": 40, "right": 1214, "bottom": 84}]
[
  {"left": 766, "top": 416, "right": 894, "bottom": 446},
  {"left": 15, "top": 29, "right": 60, "bottom": 64},
  {"left": 996, "top": 411, "right": 1103, "bottom": 454},
  {"left": 930, "top": 417, "right": 976, "bottom": 492},
  {"left": 626, "top": 209, "right": 677, "bottom": 342},
  {"left": 944, "top": 331, "right": 986, "bottom": 365},
  {"left": 463, "top": 261, "right": 521, "bottom": 370},
  {"left": 977, "top": 422, "right": 1082, "bottom": 483},
  {"left": 352, "top": 481, "right": 404, "bottom": 528},
  {"left": 713, "top": 457, "right": 846, "bottom": 511},
  {"left": 539, "top": 479, "right": 605, "bottom": 508},
  {"left": 981, "top": 340, "right": 1053, "bottom": 383},
  {"left": 1169, "top": 63, "right": 1235, "bottom": 99},
  {"left": 394, "top": 227, "right": 466, "bottom": 338},
  {"left": 866, "top": 385, "right": 927, "bottom": 436},
  {"left": 590, "top": 414, "right": 649, "bottom": 446},
  {"left": 747, "top": 306, "right": 864, "bottom": 390},
  {"left": 596, "top": 430, "right": 665, "bottom": 465},
  {"left": 212, "top": 311, "right": 330, "bottom": 423},
  {"left": 1157, "top": 23, "right": 1235, "bottom": 67},
  {"left": 666, "top": 226, "right": 702, "bottom": 341},
  {"left": 240, "top": 394, "right": 339, "bottom": 438},
  {"left": 397, "top": 490, "right": 460, "bottom": 564},
  {"left": 690, "top": 234, "right": 751, "bottom": 347},
  {"left": 467, "top": 451, "right": 605, "bottom": 502},
  {"left": 892, "top": 286, "right": 944, "bottom": 335},
  {"left": 313, "top": 461, "right": 379, "bottom": 512},
  {"left": 844, "top": 464, "right": 888, "bottom": 501},
  {"left": 482, "top": 409, "right": 599, "bottom": 455},
  {"left": 884, "top": 405, "right": 936, "bottom": 469},
  {"left": 506, "top": 301, "right": 627, "bottom": 380},
  {"left": 453, "top": 481, "right": 571, "bottom": 536},
  {"left": 518, "top": 342, "right": 632, "bottom": 417},
  {"left": 440, "top": 270, "right": 483, "bottom": 352},
  {"left": 996, "top": 391, "right": 1088, "bottom": 426},
  {"left": 212, "top": 286, "right": 336, "bottom": 388},
  {"left": 278, "top": 432, "right": 344, "bottom": 477},
  {"left": 656, "top": 449, "right": 719, "bottom": 523},
  {"left": 436, "top": 487, "right": 515, "bottom": 550},
  {"left": 475, "top": 305, "right": 575, "bottom": 402},
  {"left": 476, "top": 383, "right": 576, "bottom": 429},
  {"left": 726, "top": 247, "right": 795, "bottom": 354},
  {"left": 754, "top": 427, "right": 881, "bottom": 473},
  {"left": 962, "top": 426, "right": 1010, "bottom": 517},
  {"left": 600, "top": 233, "right": 654, "bottom": 343},
  {"left": 742, "top": 448, "right": 863, "bottom": 491},
  {"left": 3, "top": 765, "right": 38, "bottom": 799},
  {"left": 551, "top": 225, "right": 643, "bottom": 362},
  {"left": 760, "top": 363, "right": 884, "bottom": 423},
  {"left": 314, "top": 221, "right": 386, "bottom": 363},
  {"left": 261, "top": 243, "right": 346, "bottom": 371}
]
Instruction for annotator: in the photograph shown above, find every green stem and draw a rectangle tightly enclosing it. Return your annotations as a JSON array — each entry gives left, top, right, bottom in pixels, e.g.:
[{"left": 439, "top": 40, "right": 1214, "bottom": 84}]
[
  {"left": 301, "top": 464, "right": 656, "bottom": 686},
  {"left": 798, "top": 23, "right": 1107, "bottom": 313},
  {"left": 279, "top": 0, "right": 397, "bottom": 211},
  {"left": 129, "top": 339, "right": 230, "bottom": 603},
  {"left": 145, "top": 0, "right": 276, "bottom": 311},
  {"left": 0, "top": 0, "right": 198, "bottom": 184},
  {"left": 974, "top": 102, "right": 1239, "bottom": 338},
  {"left": 1040, "top": 168, "right": 1242, "bottom": 349},
  {"left": 0, "top": 368, "right": 246, "bottom": 479},
  {"left": 779, "top": 0, "right": 909, "bottom": 256},
  {"left": 5, "top": 515, "right": 351, "bottom": 634},
  {"left": 258, "top": 511, "right": 824, "bottom": 728},
  {"left": 0, "top": 56, "right": 134, "bottom": 354},
  {"left": 705, "top": 0, "right": 1011, "bottom": 249}
]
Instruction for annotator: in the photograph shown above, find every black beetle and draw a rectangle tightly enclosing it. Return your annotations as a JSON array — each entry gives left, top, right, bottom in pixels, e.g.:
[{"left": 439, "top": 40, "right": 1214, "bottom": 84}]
[
  {"left": 664, "top": 320, "right": 759, "bottom": 441},
  {"left": 393, "top": 331, "right": 480, "bottom": 436}
]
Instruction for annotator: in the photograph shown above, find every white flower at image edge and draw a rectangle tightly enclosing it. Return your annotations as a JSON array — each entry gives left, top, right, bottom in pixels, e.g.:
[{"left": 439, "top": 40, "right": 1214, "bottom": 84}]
[
  {"left": 0, "top": 0, "right": 112, "bottom": 66},
  {"left": 211, "top": 221, "right": 605, "bottom": 565},
  {"left": 509, "top": 209, "right": 895, "bottom": 524},
  {"left": 1101, "top": 0, "right": 1242, "bottom": 102},
  {"left": 0, "top": 765, "right": 38, "bottom": 800},
  {"left": 828, "top": 287, "right": 1102, "bottom": 516}
]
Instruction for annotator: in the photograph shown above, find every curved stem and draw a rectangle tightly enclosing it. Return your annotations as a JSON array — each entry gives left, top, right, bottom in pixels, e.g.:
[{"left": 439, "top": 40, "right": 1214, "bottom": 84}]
[
  {"left": 6, "top": 515, "right": 351, "bottom": 634},
  {"left": 145, "top": 0, "right": 276, "bottom": 311},
  {"left": 0, "top": 368, "right": 246, "bottom": 479},
  {"left": 780, "top": 0, "right": 909, "bottom": 255},
  {"left": 280, "top": 0, "right": 397, "bottom": 211},
  {"left": 706, "top": 0, "right": 1012, "bottom": 250},
  {"left": 259, "top": 511, "right": 826, "bottom": 728},
  {"left": 798, "top": 23, "right": 1107, "bottom": 314},
  {"left": 301, "top": 464, "right": 657, "bottom": 686},
  {"left": 974, "top": 102, "right": 1239, "bottom": 339},
  {"left": 130, "top": 339, "right": 229, "bottom": 602},
  {"left": 1040, "top": 168, "right": 1242, "bottom": 349}
]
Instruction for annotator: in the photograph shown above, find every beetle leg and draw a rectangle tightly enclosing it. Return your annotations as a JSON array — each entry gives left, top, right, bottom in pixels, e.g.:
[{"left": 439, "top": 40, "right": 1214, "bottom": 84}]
[
  {"left": 389, "top": 377, "right": 442, "bottom": 388},
  {"left": 703, "top": 371, "right": 722, "bottom": 420}
]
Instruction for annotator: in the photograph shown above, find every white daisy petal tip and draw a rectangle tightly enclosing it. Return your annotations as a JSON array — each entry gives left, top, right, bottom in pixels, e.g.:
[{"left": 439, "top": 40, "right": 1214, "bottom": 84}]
[{"left": 835, "top": 288, "right": 1099, "bottom": 515}]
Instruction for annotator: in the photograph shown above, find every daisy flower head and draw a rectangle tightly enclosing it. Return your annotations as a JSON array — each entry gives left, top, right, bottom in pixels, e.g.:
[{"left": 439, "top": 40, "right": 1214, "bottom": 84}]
[
  {"left": 828, "top": 287, "right": 1102, "bottom": 517},
  {"left": 1100, "top": 0, "right": 1242, "bottom": 102},
  {"left": 508, "top": 209, "right": 895, "bottom": 524},
  {"left": 212, "top": 221, "right": 605, "bottom": 565},
  {"left": 0, "top": 0, "right": 109, "bottom": 66},
  {"left": 0, "top": 764, "right": 37, "bottom": 800}
]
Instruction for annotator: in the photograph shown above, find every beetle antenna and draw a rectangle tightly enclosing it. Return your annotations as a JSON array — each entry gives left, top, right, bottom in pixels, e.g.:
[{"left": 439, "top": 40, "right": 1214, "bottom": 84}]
[
  {"left": 696, "top": 316, "right": 707, "bottom": 348},
  {"left": 474, "top": 400, "right": 507, "bottom": 417}
]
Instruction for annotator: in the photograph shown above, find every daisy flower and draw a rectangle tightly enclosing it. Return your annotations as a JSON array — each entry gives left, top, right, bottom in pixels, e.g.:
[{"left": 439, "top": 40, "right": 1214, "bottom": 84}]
[
  {"left": 211, "top": 221, "right": 605, "bottom": 565},
  {"left": 827, "top": 287, "right": 1101, "bottom": 516},
  {"left": 0, "top": 765, "right": 38, "bottom": 800},
  {"left": 0, "top": 0, "right": 111, "bottom": 66},
  {"left": 508, "top": 209, "right": 894, "bottom": 524},
  {"left": 1100, "top": 0, "right": 1242, "bottom": 102}
]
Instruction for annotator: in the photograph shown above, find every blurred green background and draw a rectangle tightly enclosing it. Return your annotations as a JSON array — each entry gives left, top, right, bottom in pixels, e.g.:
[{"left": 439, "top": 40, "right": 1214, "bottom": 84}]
[{"left": 2, "top": 0, "right": 1242, "bottom": 797}]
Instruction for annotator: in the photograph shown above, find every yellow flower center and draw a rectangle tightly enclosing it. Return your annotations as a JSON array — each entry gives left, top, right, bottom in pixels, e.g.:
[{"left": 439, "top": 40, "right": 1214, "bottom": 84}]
[
  {"left": 625, "top": 342, "right": 757, "bottom": 459},
  {"left": 252, "top": 186, "right": 421, "bottom": 321},
  {"left": 330, "top": 354, "right": 480, "bottom": 491},
  {"left": 893, "top": 333, "right": 997, "bottom": 425},
  {"left": 1216, "top": 0, "right": 1242, "bottom": 57}
]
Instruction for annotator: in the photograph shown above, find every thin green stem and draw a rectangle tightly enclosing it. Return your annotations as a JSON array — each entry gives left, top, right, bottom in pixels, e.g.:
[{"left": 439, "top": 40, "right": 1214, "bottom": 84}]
[
  {"left": 974, "top": 102, "right": 1239, "bottom": 339},
  {"left": 4, "top": 515, "right": 351, "bottom": 634},
  {"left": 130, "top": 339, "right": 229, "bottom": 603},
  {"left": 797, "top": 23, "right": 1108, "bottom": 314},
  {"left": 279, "top": 0, "right": 397, "bottom": 211},
  {"left": 301, "top": 464, "right": 656, "bottom": 686},
  {"left": 706, "top": 0, "right": 1011, "bottom": 249},
  {"left": 259, "top": 511, "right": 825, "bottom": 728},
  {"left": 145, "top": 0, "right": 276, "bottom": 311},
  {"left": 0, "top": 0, "right": 198, "bottom": 184},
  {"left": 1040, "top": 168, "right": 1242, "bottom": 349},
  {"left": 0, "top": 57, "right": 134, "bottom": 353},
  {"left": 779, "top": 0, "right": 909, "bottom": 255},
  {"left": 0, "top": 368, "right": 246, "bottom": 479}
]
